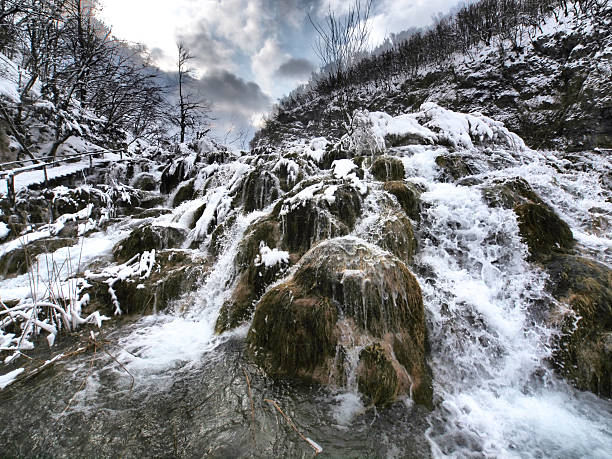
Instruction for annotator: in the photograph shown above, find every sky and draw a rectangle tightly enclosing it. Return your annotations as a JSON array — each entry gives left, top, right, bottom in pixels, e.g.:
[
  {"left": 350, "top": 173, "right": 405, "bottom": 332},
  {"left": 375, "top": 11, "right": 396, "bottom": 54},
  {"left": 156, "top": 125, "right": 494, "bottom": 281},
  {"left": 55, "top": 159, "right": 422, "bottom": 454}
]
[{"left": 98, "top": 0, "right": 465, "bottom": 146}]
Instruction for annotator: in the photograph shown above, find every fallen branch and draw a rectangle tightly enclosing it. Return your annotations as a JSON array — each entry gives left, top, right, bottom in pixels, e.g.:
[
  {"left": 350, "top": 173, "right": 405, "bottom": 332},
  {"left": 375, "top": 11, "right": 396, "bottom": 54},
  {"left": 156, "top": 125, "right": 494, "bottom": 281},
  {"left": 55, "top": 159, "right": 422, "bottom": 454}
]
[{"left": 264, "top": 398, "right": 323, "bottom": 455}]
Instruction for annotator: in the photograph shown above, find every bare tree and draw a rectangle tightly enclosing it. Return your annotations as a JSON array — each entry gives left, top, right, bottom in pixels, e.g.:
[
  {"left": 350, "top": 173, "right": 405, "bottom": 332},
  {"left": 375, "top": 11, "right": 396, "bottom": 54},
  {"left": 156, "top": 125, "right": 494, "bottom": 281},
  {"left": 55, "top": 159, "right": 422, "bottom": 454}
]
[
  {"left": 0, "top": 0, "right": 169, "bottom": 159},
  {"left": 175, "top": 43, "right": 210, "bottom": 143},
  {"left": 309, "top": 0, "right": 372, "bottom": 78}
]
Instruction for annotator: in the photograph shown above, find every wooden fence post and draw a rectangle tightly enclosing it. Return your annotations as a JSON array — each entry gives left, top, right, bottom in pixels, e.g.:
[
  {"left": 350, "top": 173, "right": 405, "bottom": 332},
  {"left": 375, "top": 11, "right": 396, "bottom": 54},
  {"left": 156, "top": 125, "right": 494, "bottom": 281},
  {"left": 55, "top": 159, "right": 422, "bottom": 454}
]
[
  {"left": 8, "top": 174, "right": 15, "bottom": 208},
  {"left": 43, "top": 165, "right": 48, "bottom": 187}
]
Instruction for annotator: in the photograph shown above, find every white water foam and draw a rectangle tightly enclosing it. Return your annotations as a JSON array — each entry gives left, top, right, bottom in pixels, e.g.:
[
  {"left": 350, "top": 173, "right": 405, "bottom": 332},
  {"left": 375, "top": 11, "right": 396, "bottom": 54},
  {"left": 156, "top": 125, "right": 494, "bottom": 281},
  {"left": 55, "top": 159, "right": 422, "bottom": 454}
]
[{"left": 404, "top": 145, "right": 612, "bottom": 457}]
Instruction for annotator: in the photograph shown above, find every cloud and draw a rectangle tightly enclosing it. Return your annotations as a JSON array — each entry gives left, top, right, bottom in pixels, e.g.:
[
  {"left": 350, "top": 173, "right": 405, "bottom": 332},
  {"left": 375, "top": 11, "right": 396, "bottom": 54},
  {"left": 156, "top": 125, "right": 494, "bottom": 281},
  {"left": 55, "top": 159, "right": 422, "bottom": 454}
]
[
  {"left": 177, "top": 26, "right": 237, "bottom": 73},
  {"left": 275, "top": 58, "right": 315, "bottom": 79},
  {"left": 369, "top": 0, "right": 465, "bottom": 46},
  {"left": 192, "top": 70, "right": 272, "bottom": 148},
  {"left": 251, "top": 38, "right": 292, "bottom": 95},
  {"left": 195, "top": 70, "right": 271, "bottom": 114}
]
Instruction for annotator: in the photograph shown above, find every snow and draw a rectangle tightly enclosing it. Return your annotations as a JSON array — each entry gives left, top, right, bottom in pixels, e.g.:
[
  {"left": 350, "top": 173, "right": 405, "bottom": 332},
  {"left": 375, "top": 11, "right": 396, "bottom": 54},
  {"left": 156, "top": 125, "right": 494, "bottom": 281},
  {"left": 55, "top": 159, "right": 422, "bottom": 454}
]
[
  {"left": 419, "top": 102, "right": 526, "bottom": 151},
  {"left": 331, "top": 159, "right": 357, "bottom": 178},
  {"left": 0, "top": 53, "right": 23, "bottom": 102},
  {"left": 0, "top": 227, "right": 127, "bottom": 303},
  {"left": 0, "top": 227, "right": 52, "bottom": 257},
  {"left": 254, "top": 242, "right": 289, "bottom": 268},
  {"left": 291, "top": 137, "right": 329, "bottom": 162},
  {"left": 368, "top": 111, "right": 436, "bottom": 145},
  {"left": 279, "top": 182, "right": 326, "bottom": 216},
  {"left": 0, "top": 222, "right": 10, "bottom": 240},
  {"left": 0, "top": 368, "right": 24, "bottom": 390},
  {"left": 336, "top": 103, "right": 526, "bottom": 156},
  {"left": 0, "top": 78, "right": 19, "bottom": 102},
  {"left": 86, "top": 250, "right": 157, "bottom": 316}
]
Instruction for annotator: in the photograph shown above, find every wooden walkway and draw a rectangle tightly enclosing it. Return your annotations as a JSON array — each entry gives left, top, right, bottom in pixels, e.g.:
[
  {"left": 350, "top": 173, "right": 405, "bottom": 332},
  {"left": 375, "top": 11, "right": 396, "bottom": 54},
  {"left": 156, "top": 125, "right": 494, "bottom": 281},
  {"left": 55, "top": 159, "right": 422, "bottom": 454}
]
[{"left": 0, "top": 149, "right": 128, "bottom": 205}]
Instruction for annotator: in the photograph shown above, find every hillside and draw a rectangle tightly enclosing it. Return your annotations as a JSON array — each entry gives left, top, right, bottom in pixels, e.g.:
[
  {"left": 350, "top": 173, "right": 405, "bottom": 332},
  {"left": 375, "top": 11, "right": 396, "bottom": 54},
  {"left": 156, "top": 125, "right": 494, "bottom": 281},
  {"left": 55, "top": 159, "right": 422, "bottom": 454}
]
[{"left": 253, "top": 1, "right": 612, "bottom": 151}]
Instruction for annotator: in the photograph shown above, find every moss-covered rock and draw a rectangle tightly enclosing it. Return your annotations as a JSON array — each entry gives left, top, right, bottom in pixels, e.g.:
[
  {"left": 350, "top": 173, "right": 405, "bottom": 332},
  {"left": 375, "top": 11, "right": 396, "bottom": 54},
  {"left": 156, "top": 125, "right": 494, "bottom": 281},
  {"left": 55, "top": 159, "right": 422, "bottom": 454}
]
[
  {"left": 172, "top": 179, "right": 196, "bottom": 208},
  {"left": 515, "top": 202, "right": 574, "bottom": 261},
  {"left": 435, "top": 154, "right": 475, "bottom": 181},
  {"left": 279, "top": 182, "right": 364, "bottom": 255},
  {"left": 84, "top": 249, "right": 207, "bottom": 316},
  {"left": 236, "top": 169, "right": 281, "bottom": 212},
  {"left": 357, "top": 343, "right": 401, "bottom": 407},
  {"left": 547, "top": 254, "right": 612, "bottom": 397},
  {"left": 131, "top": 173, "right": 158, "bottom": 191},
  {"left": 209, "top": 214, "right": 237, "bottom": 258},
  {"left": 113, "top": 223, "right": 188, "bottom": 262},
  {"left": 370, "top": 155, "right": 405, "bottom": 182},
  {"left": 481, "top": 177, "right": 574, "bottom": 260},
  {"left": 249, "top": 285, "right": 337, "bottom": 378},
  {"left": 482, "top": 177, "right": 543, "bottom": 209},
  {"left": 215, "top": 217, "right": 286, "bottom": 332},
  {"left": 371, "top": 212, "right": 418, "bottom": 264},
  {"left": 248, "top": 236, "right": 432, "bottom": 407},
  {"left": 383, "top": 181, "right": 422, "bottom": 221}
]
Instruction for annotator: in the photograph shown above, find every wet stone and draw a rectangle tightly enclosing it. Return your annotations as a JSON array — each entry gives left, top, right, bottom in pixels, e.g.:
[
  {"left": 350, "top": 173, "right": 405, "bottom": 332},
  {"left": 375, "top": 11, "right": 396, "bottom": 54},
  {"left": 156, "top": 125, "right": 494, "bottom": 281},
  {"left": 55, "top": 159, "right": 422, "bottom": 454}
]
[{"left": 248, "top": 236, "right": 432, "bottom": 407}]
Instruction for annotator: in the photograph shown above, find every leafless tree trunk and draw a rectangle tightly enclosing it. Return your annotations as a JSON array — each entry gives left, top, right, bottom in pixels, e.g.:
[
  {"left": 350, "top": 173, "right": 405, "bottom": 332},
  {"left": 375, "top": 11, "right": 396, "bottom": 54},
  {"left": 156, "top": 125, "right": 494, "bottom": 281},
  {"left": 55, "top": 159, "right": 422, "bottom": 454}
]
[{"left": 176, "top": 43, "right": 210, "bottom": 143}]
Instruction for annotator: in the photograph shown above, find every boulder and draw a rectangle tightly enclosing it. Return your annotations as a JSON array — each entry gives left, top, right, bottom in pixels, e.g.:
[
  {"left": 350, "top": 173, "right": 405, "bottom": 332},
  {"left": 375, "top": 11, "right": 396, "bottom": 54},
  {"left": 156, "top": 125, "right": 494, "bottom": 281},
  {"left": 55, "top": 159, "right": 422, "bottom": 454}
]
[
  {"left": 482, "top": 177, "right": 543, "bottom": 209},
  {"left": 278, "top": 182, "right": 364, "bottom": 255},
  {"left": 482, "top": 177, "right": 574, "bottom": 261},
  {"left": 84, "top": 249, "right": 207, "bottom": 316},
  {"left": 248, "top": 236, "right": 432, "bottom": 407},
  {"left": 236, "top": 169, "right": 281, "bottom": 212},
  {"left": 548, "top": 255, "right": 612, "bottom": 397},
  {"left": 172, "top": 179, "right": 196, "bottom": 208},
  {"left": 131, "top": 173, "right": 158, "bottom": 192},
  {"left": 357, "top": 343, "right": 403, "bottom": 407},
  {"left": 383, "top": 181, "right": 422, "bottom": 221},
  {"left": 51, "top": 186, "right": 108, "bottom": 220},
  {"left": 370, "top": 156, "right": 405, "bottom": 182},
  {"left": 515, "top": 202, "right": 574, "bottom": 261},
  {"left": 370, "top": 211, "right": 418, "bottom": 264},
  {"left": 215, "top": 217, "right": 285, "bottom": 332},
  {"left": 435, "top": 154, "right": 475, "bottom": 181},
  {"left": 113, "top": 223, "right": 188, "bottom": 262}
]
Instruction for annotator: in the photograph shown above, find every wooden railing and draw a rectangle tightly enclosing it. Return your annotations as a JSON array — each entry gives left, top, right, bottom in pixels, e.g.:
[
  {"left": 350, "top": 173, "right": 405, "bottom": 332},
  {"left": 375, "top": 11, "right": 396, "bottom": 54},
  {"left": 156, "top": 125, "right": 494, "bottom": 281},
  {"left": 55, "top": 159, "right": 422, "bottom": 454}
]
[{"left": 0, "top": 148, "right": 127, "bottom": 205}]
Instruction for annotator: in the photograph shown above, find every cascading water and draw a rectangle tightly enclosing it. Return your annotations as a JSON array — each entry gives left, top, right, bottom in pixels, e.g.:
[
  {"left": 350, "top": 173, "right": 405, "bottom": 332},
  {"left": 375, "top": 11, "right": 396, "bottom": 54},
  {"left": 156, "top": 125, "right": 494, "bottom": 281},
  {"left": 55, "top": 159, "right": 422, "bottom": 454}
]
[{"left": 395, "top": 144, "right": 612, "bottom": 457}]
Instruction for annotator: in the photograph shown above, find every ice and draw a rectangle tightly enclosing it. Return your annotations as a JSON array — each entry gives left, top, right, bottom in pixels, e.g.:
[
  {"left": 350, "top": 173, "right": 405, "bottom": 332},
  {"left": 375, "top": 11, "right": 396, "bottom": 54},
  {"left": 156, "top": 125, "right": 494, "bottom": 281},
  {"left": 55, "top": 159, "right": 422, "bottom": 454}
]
[{"left": 0, "top": 368, "right": 24, "bottom": 390}]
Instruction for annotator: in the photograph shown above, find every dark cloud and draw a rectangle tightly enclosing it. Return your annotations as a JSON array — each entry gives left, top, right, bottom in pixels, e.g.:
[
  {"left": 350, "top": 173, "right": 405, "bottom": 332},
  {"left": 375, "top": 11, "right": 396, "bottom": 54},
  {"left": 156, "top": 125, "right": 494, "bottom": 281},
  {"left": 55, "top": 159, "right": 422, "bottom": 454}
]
[
  {"left": 194, "top": 70, "right": 271, "bottom": 113},
  {"left": 177, "top": 27, "right": 234, "bottom": 72},
  {"left": 193, "top": 70, "right": 272, "bottom": 149},
  {"left": 275, "top": 58, "right": 315, "bottom": 79}
]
